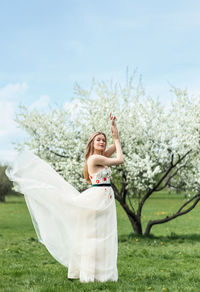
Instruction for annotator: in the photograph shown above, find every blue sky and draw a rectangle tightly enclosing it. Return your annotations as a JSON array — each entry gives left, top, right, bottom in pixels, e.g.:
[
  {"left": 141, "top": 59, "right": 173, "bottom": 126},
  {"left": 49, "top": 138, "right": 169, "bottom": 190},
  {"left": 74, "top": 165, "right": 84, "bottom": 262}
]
[{"left": 0, "top": 0, "right": 200, "bottom": 163}]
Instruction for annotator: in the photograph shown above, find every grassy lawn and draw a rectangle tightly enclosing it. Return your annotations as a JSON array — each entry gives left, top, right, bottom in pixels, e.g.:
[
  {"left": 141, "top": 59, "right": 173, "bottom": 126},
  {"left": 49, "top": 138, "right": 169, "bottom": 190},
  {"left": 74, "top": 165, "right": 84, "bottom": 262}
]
[{"left": 1, "top": 192, "right": 200, "bottom": 292}]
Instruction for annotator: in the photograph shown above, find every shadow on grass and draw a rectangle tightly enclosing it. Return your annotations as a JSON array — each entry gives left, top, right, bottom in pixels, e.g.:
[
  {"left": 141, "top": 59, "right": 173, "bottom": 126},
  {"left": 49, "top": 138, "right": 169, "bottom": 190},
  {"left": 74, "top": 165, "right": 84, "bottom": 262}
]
[{"left": 119, "top": 232, "right": 200, "bottom": 244}]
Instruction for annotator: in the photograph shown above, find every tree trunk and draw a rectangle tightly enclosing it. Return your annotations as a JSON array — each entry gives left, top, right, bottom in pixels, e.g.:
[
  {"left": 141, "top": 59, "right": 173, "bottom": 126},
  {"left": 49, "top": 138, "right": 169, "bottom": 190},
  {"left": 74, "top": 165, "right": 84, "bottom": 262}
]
[
  {"left": 119, "top": 201, "right": 143, "bottom": 235},
  {"left": 128, "top": 214, "right": 143, "bottom": 235}
]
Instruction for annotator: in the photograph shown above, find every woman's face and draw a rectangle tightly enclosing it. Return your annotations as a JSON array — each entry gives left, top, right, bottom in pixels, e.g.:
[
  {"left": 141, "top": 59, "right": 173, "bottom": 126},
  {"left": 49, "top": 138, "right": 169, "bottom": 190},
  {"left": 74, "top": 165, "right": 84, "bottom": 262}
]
[{"left": 93, "top": 134, "right": 106, "bottom": 152}]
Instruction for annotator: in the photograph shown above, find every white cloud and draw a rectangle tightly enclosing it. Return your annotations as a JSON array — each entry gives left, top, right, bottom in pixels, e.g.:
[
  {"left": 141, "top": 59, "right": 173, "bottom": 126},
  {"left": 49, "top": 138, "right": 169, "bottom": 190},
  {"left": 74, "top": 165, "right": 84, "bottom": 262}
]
[
  {"left": 29, "top": 95, "right": 51, "bottom": 110},
  {"left": 0, "top": 101, "right": 16, "bottom": 137},
  {"left": 0, "top": 82, "right": 28, "bottom": 100},
  {"left": 0, "top": 82, "right": 29, "bottom": 138},
  {"left": 0, "top": 149, "right": 18, "bottom": 165},
  {"left": 0, "top": 81, "right": 29, "bottom": 139},
  {"left": 63, "top": 98, "right": 83, "bottom": 119},
  {"left": 145, "top": 82, "right": 172, "bottom": 98},
  {"left": 0, "top": 99, "right": 27, "bottom": 165},
  {"left": 0, "top": 83, "right": 51, "bottom": 164}
]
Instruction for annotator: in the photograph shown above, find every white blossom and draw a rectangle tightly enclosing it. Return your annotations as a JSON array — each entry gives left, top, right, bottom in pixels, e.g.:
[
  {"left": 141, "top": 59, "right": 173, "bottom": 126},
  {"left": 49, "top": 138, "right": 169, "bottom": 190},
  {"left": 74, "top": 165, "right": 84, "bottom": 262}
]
[{"left": 14, "top": 78, "right": 200, "bottom": 196}]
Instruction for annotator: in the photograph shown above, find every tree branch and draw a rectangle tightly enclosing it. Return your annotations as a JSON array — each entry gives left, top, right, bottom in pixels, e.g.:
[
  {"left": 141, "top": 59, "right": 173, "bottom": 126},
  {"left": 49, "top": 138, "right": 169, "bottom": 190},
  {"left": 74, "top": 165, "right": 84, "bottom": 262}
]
[
  {"left": 112, "top": 182, "right": 138, "bottom": 221},
  {"left": 27, "top": 128, "right": 70, "bottom": 159},
  {"left": 156, "top": 164, "right": 186, "bottom": 192},
  {"left": 49, "top": 149, "right": 69, "bottom": 158},
  {"left": 111, "top": 182, "right": 122, "bottom": 203},
  {"left": 170, "top": 153, "right": 174, "bottom": 166},
  {"left": 127, "top": 193, "right": 136, "bottom": 213},
  {"left": 120, "top": 172, "right": 127, "bottom": 203},
  {"left": 40, "top": 145, "right": 69, "bottom": 158},
  {"left": 137, "top": 150, "right": 192, "bottom": 219},
  {"left": 144, "top": 193, "right": 200, "bottom": 235},
  {"left": 177, "top": 193, "right": 200, "bottom": 213}
]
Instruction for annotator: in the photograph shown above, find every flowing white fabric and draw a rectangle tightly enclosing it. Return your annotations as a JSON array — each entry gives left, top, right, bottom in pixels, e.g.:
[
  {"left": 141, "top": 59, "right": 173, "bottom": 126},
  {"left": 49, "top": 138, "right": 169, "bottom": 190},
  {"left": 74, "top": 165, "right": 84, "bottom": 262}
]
[{"left": 6, "top": 151, "right": 118, "bottom": 282}]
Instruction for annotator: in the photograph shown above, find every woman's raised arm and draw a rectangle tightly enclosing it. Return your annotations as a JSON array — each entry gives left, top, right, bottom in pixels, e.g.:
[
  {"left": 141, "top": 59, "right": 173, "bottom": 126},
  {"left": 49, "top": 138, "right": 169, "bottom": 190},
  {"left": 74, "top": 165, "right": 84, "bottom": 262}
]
[
  {"left": 88, "top": 113, "right": 124, "bottom": 167},
  {"left": 104, "top": 144, "right": 116, "bottom": 157}
]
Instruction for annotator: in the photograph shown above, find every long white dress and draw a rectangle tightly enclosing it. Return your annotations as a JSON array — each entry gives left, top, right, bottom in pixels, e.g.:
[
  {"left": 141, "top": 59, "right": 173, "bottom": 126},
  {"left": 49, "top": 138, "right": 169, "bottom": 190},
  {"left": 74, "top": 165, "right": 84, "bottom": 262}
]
[{"left": 5, "top": 151, "right": 118, "bottom": 283}]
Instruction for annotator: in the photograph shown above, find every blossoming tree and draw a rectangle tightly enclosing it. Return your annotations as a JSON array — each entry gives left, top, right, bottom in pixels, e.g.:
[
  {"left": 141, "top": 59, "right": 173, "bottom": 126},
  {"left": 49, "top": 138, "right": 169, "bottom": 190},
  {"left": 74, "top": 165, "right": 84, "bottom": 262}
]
[{"left": 14, "top": 78, "right": 200, "bottom": 235}]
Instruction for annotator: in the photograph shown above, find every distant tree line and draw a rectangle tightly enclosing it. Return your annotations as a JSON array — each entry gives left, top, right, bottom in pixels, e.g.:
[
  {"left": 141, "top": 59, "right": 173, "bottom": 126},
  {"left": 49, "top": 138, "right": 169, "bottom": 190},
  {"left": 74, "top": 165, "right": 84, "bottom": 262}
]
[{"left": 0, "top": 164, "right": 20, "bottom": 202}]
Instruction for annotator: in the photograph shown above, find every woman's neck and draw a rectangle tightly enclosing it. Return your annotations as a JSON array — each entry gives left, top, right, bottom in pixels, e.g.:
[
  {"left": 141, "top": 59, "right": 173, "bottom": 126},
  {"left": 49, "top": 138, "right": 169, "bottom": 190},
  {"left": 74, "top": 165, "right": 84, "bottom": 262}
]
[{"left": 93, "top": 150, "right": 103, "bottom": 155}]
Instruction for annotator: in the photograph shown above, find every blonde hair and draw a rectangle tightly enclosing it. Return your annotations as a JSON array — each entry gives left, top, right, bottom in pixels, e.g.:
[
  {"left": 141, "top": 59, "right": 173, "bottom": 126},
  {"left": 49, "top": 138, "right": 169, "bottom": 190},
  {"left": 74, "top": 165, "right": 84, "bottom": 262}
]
[{"left": 84, "top": 131, "right": 107, "bottom": 184}]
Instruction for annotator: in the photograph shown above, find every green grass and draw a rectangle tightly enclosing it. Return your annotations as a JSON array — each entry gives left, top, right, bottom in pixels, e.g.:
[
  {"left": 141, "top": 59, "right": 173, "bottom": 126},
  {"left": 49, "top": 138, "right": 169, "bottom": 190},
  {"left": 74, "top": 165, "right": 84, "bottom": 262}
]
[{"left": 1, "top": 192, "right": 200, "bottom": 292}]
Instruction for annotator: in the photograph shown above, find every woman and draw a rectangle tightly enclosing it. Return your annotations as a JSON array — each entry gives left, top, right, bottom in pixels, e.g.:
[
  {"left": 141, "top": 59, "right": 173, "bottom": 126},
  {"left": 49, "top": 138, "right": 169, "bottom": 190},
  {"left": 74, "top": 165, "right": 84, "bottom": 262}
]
[
  {"left": 6, "top": 113, "right": 124, "bottom": 283},
  {"left": 84, "top": 113, "right": 124, "bottom": 182}
]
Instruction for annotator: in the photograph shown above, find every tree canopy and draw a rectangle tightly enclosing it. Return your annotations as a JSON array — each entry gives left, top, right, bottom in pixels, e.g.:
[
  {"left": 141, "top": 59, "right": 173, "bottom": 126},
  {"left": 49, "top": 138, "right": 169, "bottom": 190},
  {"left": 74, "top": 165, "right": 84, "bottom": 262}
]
[{"left": 14, "top": 77, "right": 200, "bottom": 234}]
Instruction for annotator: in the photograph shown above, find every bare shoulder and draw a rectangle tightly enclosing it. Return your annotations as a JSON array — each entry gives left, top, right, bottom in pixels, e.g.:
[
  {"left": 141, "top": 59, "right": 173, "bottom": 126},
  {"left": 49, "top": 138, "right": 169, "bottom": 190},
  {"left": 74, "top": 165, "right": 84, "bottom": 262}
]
[
  {"left": 87, "top": 154, "right": 103, "bottom": 165},
  {"left": 88, "top": 154, "right": 116, "bottom": 167},
  {"left": 88, "top": 153, "right": 124, "bottom": 167},
  {"left": 87, "top": 155, "right": 105, "bottom": 174},
  {"left": 88, "top": 154, "right": 100, "bottom": 161}
]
